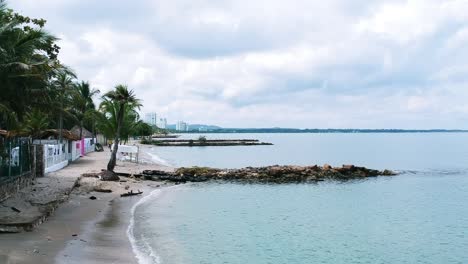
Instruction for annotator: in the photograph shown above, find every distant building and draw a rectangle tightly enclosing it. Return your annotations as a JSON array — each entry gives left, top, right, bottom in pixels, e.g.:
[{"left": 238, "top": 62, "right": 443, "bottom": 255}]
[
  {"left": 176, "top": 121, "right": 189, "bottom": 131},
  {"left": 157, "top": 118, "right": 167, "bottom": 129},
  {"left": 145, "top": 112, "right": 157, "bottom": 126}
]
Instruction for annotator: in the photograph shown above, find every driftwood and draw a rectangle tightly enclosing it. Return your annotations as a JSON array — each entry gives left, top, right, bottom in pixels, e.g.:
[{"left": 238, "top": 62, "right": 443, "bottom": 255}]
[
  {"left": 94, "top": 188, "right": 112, "bottom": 193},
  {"left": 120, "top": 190, "right": 143, "bottom": 197}
]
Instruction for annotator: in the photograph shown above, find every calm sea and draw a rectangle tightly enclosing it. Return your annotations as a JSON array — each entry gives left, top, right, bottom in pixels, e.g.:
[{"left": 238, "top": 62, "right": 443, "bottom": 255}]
[{"left": 130, "top": 133, "right": 468, "bottom": 264}]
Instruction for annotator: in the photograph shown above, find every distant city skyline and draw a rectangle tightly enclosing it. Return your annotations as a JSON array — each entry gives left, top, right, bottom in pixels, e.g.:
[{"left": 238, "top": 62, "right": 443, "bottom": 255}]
[{"left": 10, "top": 1, "right": 468, "bottom": 129}]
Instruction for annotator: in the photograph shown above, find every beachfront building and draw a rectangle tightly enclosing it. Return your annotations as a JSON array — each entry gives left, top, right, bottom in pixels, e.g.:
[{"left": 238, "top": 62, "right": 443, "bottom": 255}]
[
  {"left": 145, "top": 112, "right": 158, "bottom": 126},
  {"left": 157, "top": 118, "right": 167, "bottom": 129},
  {"left": 33, "top": 129, "right": 80, "bottom": 173},
  {"left": 70, "top": 126, "right": 96, "bottom": 155},
  {"left": 176, "top": 121, "right": 189, "bottom": 131}
]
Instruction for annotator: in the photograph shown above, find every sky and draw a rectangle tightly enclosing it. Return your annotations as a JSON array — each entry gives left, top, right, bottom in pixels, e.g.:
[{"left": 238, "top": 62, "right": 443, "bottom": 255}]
[{"left": 9, "top": 0, "right": 468, "bottom": 128}]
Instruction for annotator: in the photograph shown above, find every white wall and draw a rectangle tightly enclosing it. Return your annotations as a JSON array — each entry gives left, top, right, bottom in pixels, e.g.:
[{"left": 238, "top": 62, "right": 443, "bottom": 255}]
[{"left": 43, "top": 144, "right": 68, "bottom": 174}]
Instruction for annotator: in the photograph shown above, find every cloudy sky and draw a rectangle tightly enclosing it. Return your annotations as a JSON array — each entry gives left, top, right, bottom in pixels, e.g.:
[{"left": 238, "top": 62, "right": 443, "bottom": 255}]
[{"left": 9, "top": 0, "right": 468, "bottom": 128}]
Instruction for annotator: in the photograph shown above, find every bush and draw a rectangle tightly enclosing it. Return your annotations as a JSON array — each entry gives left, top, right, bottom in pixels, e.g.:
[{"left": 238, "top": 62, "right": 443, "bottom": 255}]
[
  {"left": 198, "top": 136, "right": 207, "bottom": 145},
  {"left": 140, "top": 139, "right": 152, "bottom": 144}
]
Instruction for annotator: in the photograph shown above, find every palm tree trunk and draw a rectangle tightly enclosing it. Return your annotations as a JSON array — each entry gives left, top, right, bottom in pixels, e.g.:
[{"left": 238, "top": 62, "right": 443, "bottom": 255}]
[{"left": 107, "top": 103, "right": 125, "bottom": 172}]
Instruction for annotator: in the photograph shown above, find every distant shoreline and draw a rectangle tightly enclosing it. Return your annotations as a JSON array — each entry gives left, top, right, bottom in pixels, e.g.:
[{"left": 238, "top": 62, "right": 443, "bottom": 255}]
[{"left": 173, "top": 129, "right": 468, "bottom": 134}]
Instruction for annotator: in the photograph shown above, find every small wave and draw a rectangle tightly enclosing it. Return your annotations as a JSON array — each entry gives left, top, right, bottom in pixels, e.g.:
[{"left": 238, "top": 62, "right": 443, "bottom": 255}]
[
  {"left": 128, "top": 185, "right": 183, "bottom": 264},
  {"left": 127, "top": 188, "right": 163, "bottom": 264},
  {"left": 398, "top": 169, "right": 468, "bottom": 176},
  {"left": 146, "top": 151, "right": 171, "bottom": 167}
]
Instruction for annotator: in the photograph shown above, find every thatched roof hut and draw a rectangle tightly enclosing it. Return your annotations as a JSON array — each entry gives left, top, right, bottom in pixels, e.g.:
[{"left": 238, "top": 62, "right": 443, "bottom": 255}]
[
  {"left": 38, "top": 129, "right": 80, "bottom": 141},
  {"left": 70, "top": 125, "right": 94, "bottom": 139}
]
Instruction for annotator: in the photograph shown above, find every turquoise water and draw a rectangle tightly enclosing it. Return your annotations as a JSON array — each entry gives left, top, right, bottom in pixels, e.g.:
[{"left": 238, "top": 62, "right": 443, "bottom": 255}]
[
  {"left": 133, "top": 133, "right": 468, "bottom": 264},
  {"left": 148, "top": 133, "right": 468, "bottom": 171}
]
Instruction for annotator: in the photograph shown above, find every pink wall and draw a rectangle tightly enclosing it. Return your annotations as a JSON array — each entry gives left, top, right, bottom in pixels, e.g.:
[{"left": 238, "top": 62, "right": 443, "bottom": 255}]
[{"left": 80, "top": 138, "right": 85, "bottom": 156}]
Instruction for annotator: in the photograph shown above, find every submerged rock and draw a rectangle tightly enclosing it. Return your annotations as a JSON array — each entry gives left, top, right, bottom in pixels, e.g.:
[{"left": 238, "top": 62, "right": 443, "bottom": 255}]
[{"left": 141, "top": 165, "right": 397, "bottom": 184}]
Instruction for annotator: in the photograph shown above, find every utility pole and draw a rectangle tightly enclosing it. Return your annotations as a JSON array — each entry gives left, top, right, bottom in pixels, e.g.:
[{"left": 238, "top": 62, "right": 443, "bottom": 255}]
[{"left": 59, "top": 89, "right": 64, "bottom": 145}]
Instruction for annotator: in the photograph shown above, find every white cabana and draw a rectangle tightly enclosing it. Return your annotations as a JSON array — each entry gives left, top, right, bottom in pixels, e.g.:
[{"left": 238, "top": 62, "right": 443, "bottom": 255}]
[{"left": 112, "top": 144, "right": 139, "bottom": 163}]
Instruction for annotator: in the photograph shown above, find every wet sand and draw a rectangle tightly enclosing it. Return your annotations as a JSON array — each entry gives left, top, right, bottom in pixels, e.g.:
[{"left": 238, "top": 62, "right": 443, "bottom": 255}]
[{"left": 0, "top": 144, "right": 172, "bottom": 264}]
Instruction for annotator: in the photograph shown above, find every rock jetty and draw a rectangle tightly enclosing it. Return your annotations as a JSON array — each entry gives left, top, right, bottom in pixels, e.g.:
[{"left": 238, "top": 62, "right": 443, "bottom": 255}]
[
  {"left": 142, "top": 139, "right": 273, "bottom": 146},
  {"left": 141, "top": 165, "right": 396, "bottom": 183}
]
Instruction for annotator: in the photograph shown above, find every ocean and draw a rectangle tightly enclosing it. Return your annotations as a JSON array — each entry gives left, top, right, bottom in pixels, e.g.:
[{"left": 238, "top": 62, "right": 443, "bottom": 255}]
[{"left": 130, "top": 133, "right": 468, "bottom": 264}]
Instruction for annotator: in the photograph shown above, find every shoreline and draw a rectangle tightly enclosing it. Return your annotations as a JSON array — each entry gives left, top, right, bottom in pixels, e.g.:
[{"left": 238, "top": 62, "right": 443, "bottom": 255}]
[{"left": 0, "top": 144, "right": 173, "bottom": 264}]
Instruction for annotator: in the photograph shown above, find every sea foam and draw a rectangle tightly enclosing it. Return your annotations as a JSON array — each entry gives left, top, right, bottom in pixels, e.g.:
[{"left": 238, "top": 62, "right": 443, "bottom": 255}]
[{"left": 127, "top": 188, "right": 163, "bottom": 264}]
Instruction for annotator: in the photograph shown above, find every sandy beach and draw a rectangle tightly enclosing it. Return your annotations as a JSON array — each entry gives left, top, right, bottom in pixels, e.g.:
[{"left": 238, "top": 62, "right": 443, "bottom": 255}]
[{"left": 0, "top": 144, "right": 172, "bottom": 264}]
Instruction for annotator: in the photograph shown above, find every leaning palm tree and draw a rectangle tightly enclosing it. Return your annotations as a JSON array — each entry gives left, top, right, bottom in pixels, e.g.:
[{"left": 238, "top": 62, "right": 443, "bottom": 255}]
[{"left": 101, "top": 84, "right": 141, "bottom": 179}]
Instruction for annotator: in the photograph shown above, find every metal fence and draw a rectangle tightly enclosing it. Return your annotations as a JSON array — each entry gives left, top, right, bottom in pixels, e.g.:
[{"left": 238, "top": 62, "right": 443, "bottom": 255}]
[{"left": 0, "top": 137, "right": 31, "bottom": 181}]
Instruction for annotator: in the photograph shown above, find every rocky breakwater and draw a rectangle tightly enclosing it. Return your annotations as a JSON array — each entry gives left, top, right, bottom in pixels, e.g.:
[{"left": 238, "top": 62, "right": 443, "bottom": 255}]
[{"left": 141, "top": 164, "right": 397, "bottom": 184}]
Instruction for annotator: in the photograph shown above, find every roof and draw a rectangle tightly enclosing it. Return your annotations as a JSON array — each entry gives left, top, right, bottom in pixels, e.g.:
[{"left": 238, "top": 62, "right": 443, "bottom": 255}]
[
  {"left": 39, "top": 129, "right": 80, "bottom": 141},
  {"left": 70, "top": 125, "right": 94, "bottom": 138}
]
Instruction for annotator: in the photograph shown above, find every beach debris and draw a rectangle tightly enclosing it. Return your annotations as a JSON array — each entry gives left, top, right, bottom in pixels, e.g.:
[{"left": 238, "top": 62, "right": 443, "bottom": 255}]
[
  {"left": 10, "top": 207, "right": 21, "bottom": 213},
  {"left": 33, "top": 248, "right": 39, "bottom": 254},
  {"left": 115, "top": 172, "right": 131, "bottom": 177},
  {"left": 89, "top": 196, "right": 97, "bottom": 200},
  {"left": 93, "top": 188, "right": 112, "bottom": 193},
  {"left": 125, "top": 185, "right": 130, "bottom": 190},
  {"left": 120, "top": 190, "right": 143, "bottom": 197},
  {"left": 46, "top": 236, "right": 52, "bottom": 241},
  {"left": 81, "top": 173, "right": 99, "bottom": 178},
  {"left": 72, "top": 234, "right": 78, "bottom": 237}
]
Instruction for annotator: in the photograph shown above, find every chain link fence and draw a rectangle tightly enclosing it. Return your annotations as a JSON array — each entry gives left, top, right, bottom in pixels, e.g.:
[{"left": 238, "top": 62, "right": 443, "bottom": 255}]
[{"left": 0, "top": 137, "right": 31, "bottom": 182}]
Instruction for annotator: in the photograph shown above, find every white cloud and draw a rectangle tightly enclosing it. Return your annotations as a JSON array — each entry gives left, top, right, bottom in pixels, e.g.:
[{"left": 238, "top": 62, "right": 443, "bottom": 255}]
[{"left": 7, "top": 0, "right": 468, "bottom": 128}]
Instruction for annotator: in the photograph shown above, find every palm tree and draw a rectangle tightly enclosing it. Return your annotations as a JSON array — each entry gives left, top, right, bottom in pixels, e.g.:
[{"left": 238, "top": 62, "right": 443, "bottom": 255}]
[
  {"left": 101, "top": 85, "right": 141, "bottom": 176},
  {"left": 51, "top": 70, "right": 76, "bottom": 143},
  {"left": 22, "top": 109, "right": 50, "bottom": 139},
  {"left": 0, "top": 1, "right": 62, "bottom": 128},
  {"left": 72, "top": 81, "right": 100, "bottom": 139}
]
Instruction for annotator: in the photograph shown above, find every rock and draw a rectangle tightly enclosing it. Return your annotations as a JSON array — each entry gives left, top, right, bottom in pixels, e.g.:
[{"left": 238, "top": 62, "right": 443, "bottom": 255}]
[
  {"left": 33, "top": 249, "right": 39, "bottom": 254},
  {"left": 72, "top": 234, "right": 78, "bottom": 237},
  {"left": 382, "top": 169, "right": 396, "bottom": 176},
  {"left": 99, "top": 170, "right": 120, "bottom": 181},
  {"left": 141, "top": 164, "right": 397, "bottom": 184},
  {"left": 89, "top": 196, "right": 97, "bottom": 200}
]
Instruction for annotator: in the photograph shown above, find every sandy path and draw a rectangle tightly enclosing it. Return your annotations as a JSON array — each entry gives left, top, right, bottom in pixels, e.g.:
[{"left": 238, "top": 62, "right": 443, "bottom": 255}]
[{"left": 0, "top": 146, "right": 172, "bottom": 264}]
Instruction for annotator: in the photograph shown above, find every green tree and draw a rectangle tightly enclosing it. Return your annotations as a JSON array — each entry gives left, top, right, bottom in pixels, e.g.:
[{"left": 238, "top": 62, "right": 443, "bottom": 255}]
[
  {"left": 134, "top": 121, "right": 153, "bottom": 139},
  {"left": 100, "top": 85, "right": 141, "bottom": 176},
  {"left": 0, "top": 0, "right": 62, "bottom": 129},
  {"left": 72, "top": 81, "right": 99, "bottom": 139},
  {"left": 22, "top": 109, "right": 50, "bottom": 139}
]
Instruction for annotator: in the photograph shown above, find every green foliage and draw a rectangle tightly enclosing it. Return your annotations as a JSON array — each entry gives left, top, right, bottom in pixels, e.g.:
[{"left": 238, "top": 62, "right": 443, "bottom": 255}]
[
  {"left": 22, "top": 109, "right": 50, "bottom": 138},
  {"left": 101, "top": 84, "right": 142, "bottom": 172},
  {"left": 134, "top": 122, "right": 153, "bottom": 137},
  {"left": 0, "top": 0, "right": 63, "bottom": 129},
  {"left": 198, "top": 135, "right": 207, "bottom": 144},
  {"left": 97, "top": 93, "right": 142, "bottom": 143}
]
